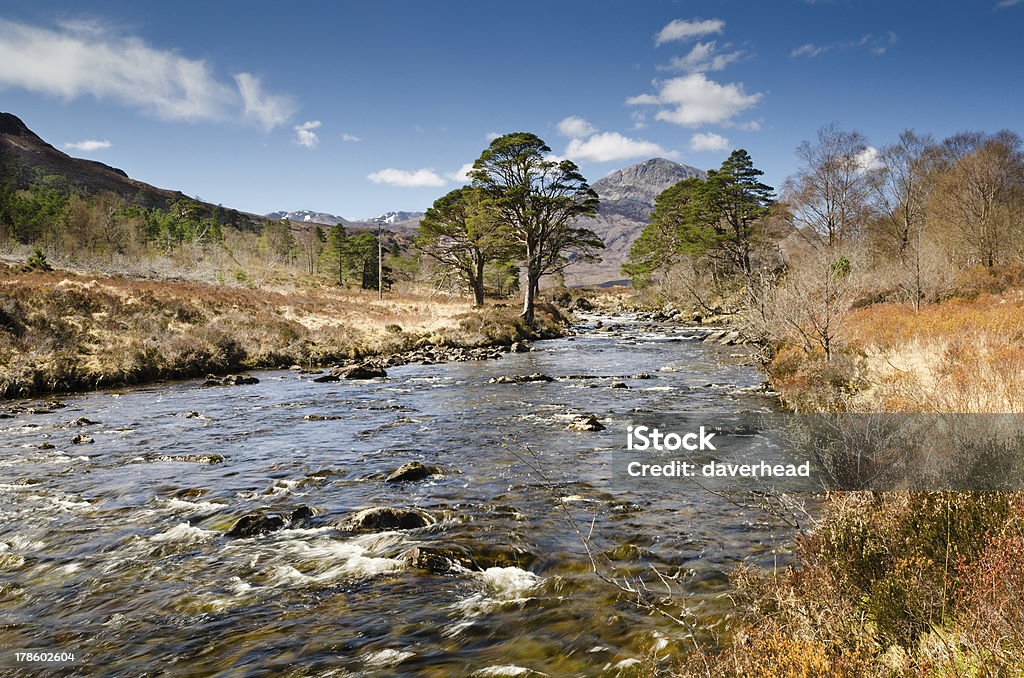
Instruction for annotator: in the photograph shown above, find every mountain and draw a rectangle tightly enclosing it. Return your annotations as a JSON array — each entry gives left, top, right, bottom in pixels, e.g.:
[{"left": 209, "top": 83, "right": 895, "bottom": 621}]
[
  {"left": 0, "top": 112, "right": 264, "bottom": 231},
  {"left": 266, "top": 210, "right": 351, "bottom": 227},
  {"left": 564, "top": 157, "right": 706, "bottom": 286},
  {"left": 266, "top": 209, "right": 424, "bottom": 234}
]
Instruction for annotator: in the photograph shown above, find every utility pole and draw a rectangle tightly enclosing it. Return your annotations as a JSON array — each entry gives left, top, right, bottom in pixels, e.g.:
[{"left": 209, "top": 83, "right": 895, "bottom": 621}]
[{"left": 377, "top": 219, "right": 383, "bottom": 301}]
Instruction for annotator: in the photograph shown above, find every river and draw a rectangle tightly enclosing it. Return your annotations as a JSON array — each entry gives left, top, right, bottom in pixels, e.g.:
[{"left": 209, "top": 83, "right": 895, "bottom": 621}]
[{"left": 0, "top": 314, "right": 801, "bottom": 676}]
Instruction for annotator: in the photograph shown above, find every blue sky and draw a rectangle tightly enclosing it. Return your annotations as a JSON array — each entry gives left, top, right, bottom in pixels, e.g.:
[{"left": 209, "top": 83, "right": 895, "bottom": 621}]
[{"left": 1, "top": 1, "right": 1022, "bottom": 219}]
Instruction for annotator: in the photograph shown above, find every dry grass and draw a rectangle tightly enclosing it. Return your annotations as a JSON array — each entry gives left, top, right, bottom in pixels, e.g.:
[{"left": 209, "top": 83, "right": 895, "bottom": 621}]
[
  {"left": 0, "top": 264, "right": 558, "bottom": 398},
  {"left": 845, "top": 291, "right": 1024, "bottom": 412}
]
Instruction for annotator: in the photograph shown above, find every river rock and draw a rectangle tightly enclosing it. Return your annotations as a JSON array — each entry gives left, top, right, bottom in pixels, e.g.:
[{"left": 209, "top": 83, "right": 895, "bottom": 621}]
[
  {"left": 38, "top": 442, "right": 56, "bottom": 450},
  {"left": 703, "top": 330, "right": 726, "bottom": 343},
  {"left": 510, "top": 341, "right": 531, "bottom": 353},
  {"left": 290, "top": 506, "right": 315, "bottom": 523},
  {"left": 719, "top": 330, "right": 741, "bottom": 345},
  {"left": 385, "top": 461, "right": 439, "bottom": 483},
  {"left": 70, "top": 434, "right": 94, "bottom": 444},
  {"left": 609, "top": 381, "right": 629, "bottom": 389},
  {"left": 568, "top": 414, "right": 605, "bottom": 432},
  {"left": 489, "top": 373, "right": 554, "bottom": 384},
  {"left": 73, "top": 417, "right": 100, "bottom": 426},
  {"left": 204, "top": 374, "right": 259, "bottom": 386},
  {"left": 348, "top": 507, "right": 436, "bottom": 531},
  {"left": 472, "top": 543, "right": 539, "bottom": 569},
  {"left": 631, "top": 373, "right": 654, "bottom": 380},
  {"left": 312, "top": 373, "right": 340, "bottom": 383},
  {"left": 572, "top": 297, "right": 594, "bottom": 312},
  {"left": 335, "top": 364, "right": 387, "bottom": 380},
  {"left": 304, "top": 414, "right": 344, "bottom": 420},
  {"left": 227, "top": 512, "right": 285, "bottom": 537},
  {"left": 403, "top": 545, "right": 479, "bottom": 574}
]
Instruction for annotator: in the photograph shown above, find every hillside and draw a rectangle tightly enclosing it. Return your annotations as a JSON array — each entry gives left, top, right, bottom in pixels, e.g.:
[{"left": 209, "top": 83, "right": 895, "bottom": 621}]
[
  {"left": 565, "top": 157, "right": 706, "bottom": 286},
  {"left": 0, "top": 112, "right": 263, "bottom": 232}
]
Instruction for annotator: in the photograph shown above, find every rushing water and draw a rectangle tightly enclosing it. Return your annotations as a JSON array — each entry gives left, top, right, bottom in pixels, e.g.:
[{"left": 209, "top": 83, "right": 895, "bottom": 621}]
[{"left": 0, "top": 314, "right": 799, "bottom": 676}]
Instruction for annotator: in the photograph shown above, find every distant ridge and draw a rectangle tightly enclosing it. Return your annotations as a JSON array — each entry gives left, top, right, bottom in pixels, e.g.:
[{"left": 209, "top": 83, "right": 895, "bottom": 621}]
[{"left": 267, "top": 209, "right": 425, "bottom": 233}]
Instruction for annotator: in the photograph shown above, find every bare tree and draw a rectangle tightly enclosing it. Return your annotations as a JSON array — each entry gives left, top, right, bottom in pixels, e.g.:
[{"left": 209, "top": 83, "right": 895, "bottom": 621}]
[
  {"left": 930, "top": 132, "right": 1024, "bottom": 267},
  {"left": 785, "top": 125, "right": 875, "bottom": 248}
]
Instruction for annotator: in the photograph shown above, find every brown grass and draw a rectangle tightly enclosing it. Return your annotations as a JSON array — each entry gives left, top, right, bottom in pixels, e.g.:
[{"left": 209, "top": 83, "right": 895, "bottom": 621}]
[{"left": 0, "top": 264, "right": 561, "bottom": 398}]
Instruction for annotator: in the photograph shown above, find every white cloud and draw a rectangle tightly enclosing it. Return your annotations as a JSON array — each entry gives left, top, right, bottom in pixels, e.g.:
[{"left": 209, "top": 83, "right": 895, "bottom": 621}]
[
  {"left": 628, "top": 73, "right": 763, "bottom": 128},
  {"left": 445, "top": 162, "right": 475, "bottom": 183},
  {"left": 655, "top": 18, "right": 725, "bottom": 46},
  {"left": 63, "top": 139, "right": 112, "bottom": 152},
  {"left": 630, "top": 110, "right": 647, "bottom": 130},
  {"left": 367, "top": 168, "right": 446, "bottom": 188},
  {"left": 791, "top": 32, "right": 898, "bottom": 58},
  {"left": 856, "top": 146, "right": 883, "bottom": 172},
  {"left": 564, "top": 132, "right": 675, "bottom": 163},
  {"left": 485, "top": 131, "right": 501, "bottom": 141},
  {"left": 340, "top": 133, "right": 362, "bottom": 142},
  {"left": 293, "top": 120, "right": 321, "bottom": 149},
  {"left": 234, "top": 73, "right": 294, "bottom": 131},
  {"left": 557, "top": 115, "right": 598, "bottom": 138},
  {"left": 689, "top": 132, "right": 730, "bottom": 152},
  {"left": 0, "top": 19, "right": 293, "bottom": 128},
  {"left": 791, "top": 43, "right": 827, "bottom": 58},
  {"left": 996, "top": 0, "right": 1022, "bottom": 8},
  {"left": 660, "top": 41, "right": 743, "bottom": 73}
]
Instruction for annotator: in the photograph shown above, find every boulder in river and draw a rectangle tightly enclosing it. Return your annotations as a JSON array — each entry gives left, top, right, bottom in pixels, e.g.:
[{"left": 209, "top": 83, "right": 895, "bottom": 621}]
[
  {"left": 509, "top": 341, "right": 531, "bottom": 353},
  {"left": 609, "top": 381, "right": 629, "bottom": 389},
  {"left": 70, "top": 434, "right": 94, "bottom": 445},
  {"left": 203, "top": 374, "right": 260, "bottom": 387},
  {"left": 311, "top": 373, "right": 340, "bottom": 383},
  {"left": 73, "top": 417, "right": 100, "bottom": 426},
  {"left": 334, "top": 364, "right": 387, "bottom": 380},
  {"left": 290, "top": 505, "right": 315, "bottom": 523},
  {"left": 403, "top": 545, "right": 479, "bottom": 574},
  {"left": 227, "top": 512, "right": 285, "bottom": 537},
  {"left": 567, "top": 414, "right": 605, "bottom": 432},
  {"left": 385, "top": 461, "right": 439, "bottom": 483},
  {"left": 489, "top": 373, "right": 555, "bottom": 384},
  {"left": 347, "top": 507, "right": 436, "bottom": 531}
]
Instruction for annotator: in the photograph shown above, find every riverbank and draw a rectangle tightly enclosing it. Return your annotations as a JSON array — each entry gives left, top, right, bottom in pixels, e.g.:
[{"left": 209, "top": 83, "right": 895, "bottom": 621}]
[
  {"left": 0, "top": 263, "right": 568, "bottom": 399},
  {"left": 662, "top": 286, "right": 1024, "bottom": 676}
]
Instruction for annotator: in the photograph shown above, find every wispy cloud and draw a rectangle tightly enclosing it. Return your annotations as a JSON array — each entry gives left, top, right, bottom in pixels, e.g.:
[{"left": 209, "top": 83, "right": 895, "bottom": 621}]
[
  {"left": 445, "top": 162, "right": 475, "bottom": 183},
  {"left": 628, "top": 73, "right": 763, "bottom": 128},
  {"left": 340, "top": 133, "right": 362, "bottom": 142},
  {"left": 791, "top": 31, "right": 899, "bottom": 58},
  {"left": 63, "top": 139, "right": 112, "bottom": 152},
  {"left": 293, "top": 120, "right": 321, "bottom": 149},
  {"left": 485, "top": 131, "right": 501, "bottom": 142},
  {"left": 996, "top": 0, "right": 1022, "bottom": 8},
  {"left": 658, "top": 41, "right": 744, "bottom": 73},
  {"left": 689, "top": 132, "right": 730, "bottom": 152},
  {"left": 565, "top": 131, "right": 675, "bottom": 163},
  {"left": 367, "top": 168, "right": 446, "bottom": 188},
  {"left": 234, "top": 73, "right": 294, "bottom": 131},
  {"left": 655, "top": 18, "right": 724, "bottom": 46},
  {"left": 0, "top": 19, "right": 293, "bottom": 128},
  {"left": 557, "top": 115, "right": 598, "bottom": 138}
]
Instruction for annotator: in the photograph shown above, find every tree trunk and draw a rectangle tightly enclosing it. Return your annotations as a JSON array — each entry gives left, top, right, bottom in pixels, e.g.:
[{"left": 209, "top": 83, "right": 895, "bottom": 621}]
[
  {"left": 522, "top": 270, "right": 538, "bottom": 324},
  {"left": 473, "top": 258, "right": 486, "bottom": 307}
]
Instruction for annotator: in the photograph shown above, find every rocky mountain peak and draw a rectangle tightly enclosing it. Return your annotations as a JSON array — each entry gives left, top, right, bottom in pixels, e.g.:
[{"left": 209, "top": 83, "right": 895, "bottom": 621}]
[{"left": 592, "top": 157, "right": 706, "bottom": 206}]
